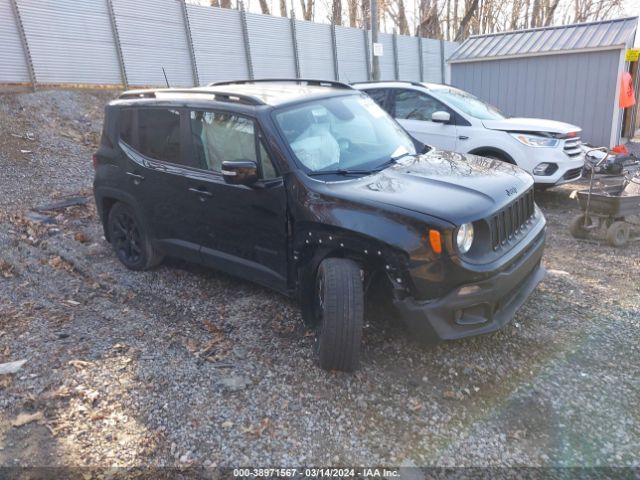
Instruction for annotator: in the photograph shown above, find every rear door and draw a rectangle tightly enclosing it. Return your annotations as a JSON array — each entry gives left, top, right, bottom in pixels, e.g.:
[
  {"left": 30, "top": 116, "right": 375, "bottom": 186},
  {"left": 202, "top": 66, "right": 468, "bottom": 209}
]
[
  {"left": 390, "top": 88, "right": 458, "bottom": 150},
  {"left": 184, "top": 109, "right": 289, "bottom": 291},
  {"left": 117, "top": 107, "right": 203, "bottom": 262}
]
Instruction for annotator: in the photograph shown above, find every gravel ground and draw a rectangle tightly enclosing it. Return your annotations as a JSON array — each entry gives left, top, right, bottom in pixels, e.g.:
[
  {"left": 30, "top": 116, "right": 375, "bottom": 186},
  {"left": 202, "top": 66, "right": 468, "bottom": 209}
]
[{"left": 0, "top": 89, "right": 638, "bottom": 471}]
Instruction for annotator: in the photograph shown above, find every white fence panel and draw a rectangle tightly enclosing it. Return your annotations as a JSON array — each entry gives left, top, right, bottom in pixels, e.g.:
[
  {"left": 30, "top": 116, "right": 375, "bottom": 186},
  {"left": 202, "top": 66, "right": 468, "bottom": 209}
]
[
  {"left": 378, "top": 32, "right": 395, "bottom": 80},
  {"left": 296, "top": 20, "right": 334, "bottom": 80},
  {"left": 18, "top": 0, "right": 121, "bottom": 85},
  {"left": 112, "top": 0, "right": 193, "bottom": 87},
  {"left": 0, "top": 0, "right": 29, "bottom": 83},
  {"left": 422, "top": 38, "right": 442, "bottom": 82},
  {"left": 335, "top": 26, "right": 367, "bottom": 82},
  {"left": 397, "top": 35, "right": 420, "bottom": 81},
  {"left": 247, "top": 13, "right": 296, "bottom": 78},
  {"left": 188, "top": 4, "right": 248, "bottom": 84},
  {"left": 443, "top": 40, "right": 457, "bottom": 84}
]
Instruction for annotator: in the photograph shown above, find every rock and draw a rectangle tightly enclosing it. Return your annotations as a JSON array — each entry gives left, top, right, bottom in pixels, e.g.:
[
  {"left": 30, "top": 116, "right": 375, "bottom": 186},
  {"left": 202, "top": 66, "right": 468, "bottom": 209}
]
[
  {"left": 24, "top": 211, "right": 55, "bottom": 225},
  {"left": 0, "top": 359, "right": 27, "bottom": 375},
  {"left": 217, "top": 375, "right": 251, "bottom": 391}
]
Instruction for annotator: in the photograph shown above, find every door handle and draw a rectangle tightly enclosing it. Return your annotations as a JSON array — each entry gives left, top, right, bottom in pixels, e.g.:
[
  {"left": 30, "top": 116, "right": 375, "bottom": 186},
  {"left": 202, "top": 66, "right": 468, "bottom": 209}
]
[
  {"left": 188, "top": 187, "right": 213, "bottom": 200},
  {"left": 458, "top": 135, "right": 469, "bottom": 140},
  {"left": 126, "top": 172, "right": 145, "bottom": 184}
]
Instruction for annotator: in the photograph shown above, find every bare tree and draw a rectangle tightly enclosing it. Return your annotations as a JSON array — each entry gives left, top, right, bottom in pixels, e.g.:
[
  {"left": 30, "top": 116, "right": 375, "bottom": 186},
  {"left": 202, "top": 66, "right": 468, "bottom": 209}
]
[
  {"left": 280, "top": 0, "right": 288, "bottom": 17},
  {"left": 332, "top": 0, "right": 342, "bottom": 24},
  {"left": 258, "top": 0, "right": 271, "bottom": 14},
  {"left": 453, "top": 0, "right": 479, "bottom": 40},
  {"left": 300, "top": 0, "right": 314, "bottom": 20}
]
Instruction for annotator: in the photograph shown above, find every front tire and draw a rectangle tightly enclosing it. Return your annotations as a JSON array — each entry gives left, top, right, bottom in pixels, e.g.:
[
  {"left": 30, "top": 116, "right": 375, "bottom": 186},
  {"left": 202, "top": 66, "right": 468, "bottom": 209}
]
[
  {"left": 107, "top": 202, "right": 163, "bottom": 270},
  {"left": 314, "top": 258, "right": 364, "bottom": 372}
]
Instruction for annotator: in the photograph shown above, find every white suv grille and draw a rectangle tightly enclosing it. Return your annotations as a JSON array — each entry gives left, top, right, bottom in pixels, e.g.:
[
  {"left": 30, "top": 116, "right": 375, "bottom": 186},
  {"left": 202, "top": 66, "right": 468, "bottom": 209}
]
[{"left": 564, "top": 136, "right": 582, "bottom": 157}]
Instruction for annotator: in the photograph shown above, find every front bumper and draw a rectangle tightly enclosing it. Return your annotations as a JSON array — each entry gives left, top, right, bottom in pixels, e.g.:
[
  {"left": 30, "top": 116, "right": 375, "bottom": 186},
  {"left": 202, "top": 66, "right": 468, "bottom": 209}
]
[
  {"left": 532, "top": 156, "right": 585, "bottom": 186},
  {"left": 394, "top": 228, "right": 546, "bottom": 341}
]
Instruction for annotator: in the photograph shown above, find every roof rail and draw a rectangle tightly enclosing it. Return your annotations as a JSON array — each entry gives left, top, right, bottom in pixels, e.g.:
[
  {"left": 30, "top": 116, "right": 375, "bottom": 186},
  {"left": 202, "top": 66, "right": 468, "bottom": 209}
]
[
  {"left": 350, "top": 80, "right": 428, "bottom": 88},
  {"left": 209, "top": 78, "right": 354, "bottom": 90},
  {"left": 118, "top": 88, "right": 265, "bottom": 105}
]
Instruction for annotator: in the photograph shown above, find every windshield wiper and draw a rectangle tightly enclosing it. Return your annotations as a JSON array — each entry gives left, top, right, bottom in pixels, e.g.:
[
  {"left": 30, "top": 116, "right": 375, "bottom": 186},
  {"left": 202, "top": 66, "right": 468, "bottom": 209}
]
[{"left": 308, "top": 169, "right": 377, "bottom": 176}]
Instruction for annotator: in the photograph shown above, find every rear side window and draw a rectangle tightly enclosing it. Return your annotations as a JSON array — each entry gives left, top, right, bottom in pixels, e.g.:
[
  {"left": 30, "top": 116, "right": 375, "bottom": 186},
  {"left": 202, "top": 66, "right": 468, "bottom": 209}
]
[
  {"left": 119, "top": 108, "right": 183, "bottom": 165},
  {"left": 364, "top": 89, "right": 388, "bottom": 110}
]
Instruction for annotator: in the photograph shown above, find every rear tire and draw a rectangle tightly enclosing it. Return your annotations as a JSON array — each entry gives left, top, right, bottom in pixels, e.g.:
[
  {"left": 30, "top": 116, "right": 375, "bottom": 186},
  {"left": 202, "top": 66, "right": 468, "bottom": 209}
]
[
  {"left": 569, "top": 214, "right": 593, "bottom": 239},
  {"left": 313, "top": 258, "right": 364, "bottom": 372},
  {"left": 606, "top": 221, "right": 630, "bottom": 247},
  {"left": 107, "top": 202, "right": 163, "bottom": 270}
]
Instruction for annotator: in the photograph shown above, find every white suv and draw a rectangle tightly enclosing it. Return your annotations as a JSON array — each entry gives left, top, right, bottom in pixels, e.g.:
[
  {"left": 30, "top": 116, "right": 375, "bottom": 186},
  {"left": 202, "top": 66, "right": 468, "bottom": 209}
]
[{"left": 354, "top": 81, "right": 585, "bottom": 188}]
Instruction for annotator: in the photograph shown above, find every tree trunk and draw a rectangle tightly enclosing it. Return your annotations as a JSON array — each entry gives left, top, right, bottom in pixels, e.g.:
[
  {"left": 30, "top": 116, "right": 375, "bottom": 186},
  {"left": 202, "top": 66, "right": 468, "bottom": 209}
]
[
  {"left": 332, "top": 0, "right": 342, "bottom": 24},
  {"left": 280, "top": 0, "right": 288, "bottom": 17},
  {"left": 454, "top": 0, "right": 478, "bottom": 41},
  {"left": 258, "top": 0, "right": 271, "bottom": 14}
]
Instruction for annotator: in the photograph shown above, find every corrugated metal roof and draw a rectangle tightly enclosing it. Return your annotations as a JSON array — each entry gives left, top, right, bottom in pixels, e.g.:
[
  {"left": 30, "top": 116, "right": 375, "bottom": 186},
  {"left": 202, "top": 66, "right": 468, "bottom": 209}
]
[{"left": 449, "top": 16, "right": 638, "bottom": 63}]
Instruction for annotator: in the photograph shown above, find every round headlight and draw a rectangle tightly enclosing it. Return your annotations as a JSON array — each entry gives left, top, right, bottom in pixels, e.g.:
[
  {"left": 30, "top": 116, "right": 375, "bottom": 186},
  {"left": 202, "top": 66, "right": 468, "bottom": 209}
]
[{"left": 456, "top": 223, "right": 474, "bottom": 254}]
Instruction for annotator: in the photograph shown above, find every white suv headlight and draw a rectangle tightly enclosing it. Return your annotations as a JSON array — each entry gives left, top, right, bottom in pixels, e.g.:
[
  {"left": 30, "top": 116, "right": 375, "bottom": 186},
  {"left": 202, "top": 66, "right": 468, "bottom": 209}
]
[
  {"left": 456, "top": 223, "right": 474, "bottom": 254},
  {"left": 511, "top": 133, "right": 559, "bottom": 148}
]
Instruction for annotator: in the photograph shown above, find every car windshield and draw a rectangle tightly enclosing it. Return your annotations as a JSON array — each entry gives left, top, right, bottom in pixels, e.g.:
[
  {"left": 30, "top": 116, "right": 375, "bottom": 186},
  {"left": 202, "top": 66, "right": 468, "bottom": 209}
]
[
  {"left": 273, "top": 93, "right": 416, "bottom": 174},
  {"left": 433, "top": 86, "right": 506, "bottom": 120}
]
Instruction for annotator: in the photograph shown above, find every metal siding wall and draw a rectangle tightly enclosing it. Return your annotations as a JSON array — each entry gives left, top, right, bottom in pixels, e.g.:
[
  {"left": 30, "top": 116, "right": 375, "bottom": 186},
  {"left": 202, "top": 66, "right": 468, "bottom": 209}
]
[
  {"left": 187, "top": 5, "right": 248, "bottom": 84},
  {"left": 112, "top": 0, "right": 193, "bottom": 87},
  {"left": 0, "top": 0, "right": 29, "bottom": 83},
  {"left": 246, "top": 13, "right": 296, "bottom": 78},
  {"left": 442, "top": 41, "right": 457, "bottom": 83},
  {"left": 17, "top": 0, "right": 121, "bottom": 85},
  {"left": 378, "top": 32, "right": 395, "bottom": 80},
  {"left": 450, "top": 50, "right": 619, "bottom": 146},
  {"left": 335, "top": 26, "right": 367, "bottom": 82},
  {"left": 421, "top": 38, "right": 441, "bottom": 82},
  {"left": 396, "top": 35, "right": 419, "bottom": 81},
  {"left": 295, "top": 20, "right": 334, "bottom": 80}
]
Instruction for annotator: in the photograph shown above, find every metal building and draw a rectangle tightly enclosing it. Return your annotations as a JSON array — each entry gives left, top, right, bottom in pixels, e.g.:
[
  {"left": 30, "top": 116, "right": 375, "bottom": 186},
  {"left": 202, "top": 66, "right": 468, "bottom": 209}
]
[{"left": 448, "top": 17, "right": 638, "bottom": 147}]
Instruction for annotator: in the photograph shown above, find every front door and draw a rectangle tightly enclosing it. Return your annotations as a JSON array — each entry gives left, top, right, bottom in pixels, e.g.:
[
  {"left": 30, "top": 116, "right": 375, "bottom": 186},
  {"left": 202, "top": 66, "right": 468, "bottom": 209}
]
[
  {"left": 391, "top": 88, "right": 458, "bottom": 150},
  {"left": 185, "top": 109, "right": 289, "bottom": 291}
]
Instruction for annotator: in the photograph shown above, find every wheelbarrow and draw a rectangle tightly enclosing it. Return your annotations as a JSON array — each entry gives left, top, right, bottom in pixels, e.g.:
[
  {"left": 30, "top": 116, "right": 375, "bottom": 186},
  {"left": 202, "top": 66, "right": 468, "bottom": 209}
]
[{"left": 569, "top": 147, "right": 640, "bottom": 247}]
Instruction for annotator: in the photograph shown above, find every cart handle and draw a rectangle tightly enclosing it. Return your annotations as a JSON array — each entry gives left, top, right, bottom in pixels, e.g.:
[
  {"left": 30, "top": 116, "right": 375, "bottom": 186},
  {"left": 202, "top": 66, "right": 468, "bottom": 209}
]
[
  {"left": 583, "top": 147, "right": 610, "bottom": 227},
  {"left": 585, "top": 147, "right": 610, "bottom": 168}
]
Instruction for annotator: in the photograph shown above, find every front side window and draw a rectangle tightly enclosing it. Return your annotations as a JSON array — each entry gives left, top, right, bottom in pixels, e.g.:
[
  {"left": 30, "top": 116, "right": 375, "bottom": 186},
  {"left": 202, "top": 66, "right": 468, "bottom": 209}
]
[
  {"left": 394, "top": 90, "right": 449, "bottom": 122},
  {"left": 274, "top": 94, "right": 416, "bottom": 174},
  {"left": 189, "top": 111, "right": 277, "bottom": 179},
  {"left": 430, "top": 86, "right": 506, "bottom": 120}
]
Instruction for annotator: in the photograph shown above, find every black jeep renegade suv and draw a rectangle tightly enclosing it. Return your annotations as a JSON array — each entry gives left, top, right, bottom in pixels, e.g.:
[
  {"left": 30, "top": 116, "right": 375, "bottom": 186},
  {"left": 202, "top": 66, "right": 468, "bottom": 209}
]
[{"left": 94, "top": 79, "right": 546, "bottom": 372}]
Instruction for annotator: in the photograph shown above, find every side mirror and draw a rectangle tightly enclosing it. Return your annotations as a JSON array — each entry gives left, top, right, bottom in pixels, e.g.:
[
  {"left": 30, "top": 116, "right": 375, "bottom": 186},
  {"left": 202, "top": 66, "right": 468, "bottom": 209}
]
[
  {"left": 431, "top": 111, "right": 451, "bottom": 124},
  {"left": 221, "top": 160, "right": 258, "bottom": 186}
]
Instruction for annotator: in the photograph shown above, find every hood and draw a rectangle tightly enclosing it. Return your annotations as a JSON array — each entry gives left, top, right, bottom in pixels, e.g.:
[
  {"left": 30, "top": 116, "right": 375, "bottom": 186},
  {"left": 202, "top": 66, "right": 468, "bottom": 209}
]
[
  {"left": 324, "top": 149, "right": 533, "bottom": 224},
  {"left": 482, "top": 117, "right": 580, "bottom": 135}
]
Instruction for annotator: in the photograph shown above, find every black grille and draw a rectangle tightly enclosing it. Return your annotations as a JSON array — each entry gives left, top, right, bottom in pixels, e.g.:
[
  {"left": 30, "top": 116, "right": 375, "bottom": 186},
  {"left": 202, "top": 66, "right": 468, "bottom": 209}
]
[
  {"left": 490, "top": 188, "right": 535, "bottom": 250},
  {"left": 562, "top": 167, "right": 582, "bottom": 180}
]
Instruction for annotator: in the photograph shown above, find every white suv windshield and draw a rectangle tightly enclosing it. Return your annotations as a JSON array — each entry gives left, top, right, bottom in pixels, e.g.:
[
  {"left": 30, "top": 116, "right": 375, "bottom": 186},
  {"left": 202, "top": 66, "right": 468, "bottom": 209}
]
[
  {"left": 274, "top": 94, "right": 416, "bottom": 173},
  {"left": 433, "top": 87, "right": 506, "bottom": 120}
]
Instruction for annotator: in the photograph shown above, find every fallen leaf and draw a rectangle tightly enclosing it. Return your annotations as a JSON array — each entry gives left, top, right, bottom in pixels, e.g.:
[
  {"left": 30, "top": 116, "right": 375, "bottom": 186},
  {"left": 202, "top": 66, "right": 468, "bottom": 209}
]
[
  {"left": 74, "top": 232, "right": 89, "bottom": 243},
  {"left": 12, "top": 411, "right": 44, "bottom": 427},
  {"left": 68, "top": 359, "right": 92, "bottom": 369},
  {"left": 221, "top": 420, "right": 233, "bottom": 429}
]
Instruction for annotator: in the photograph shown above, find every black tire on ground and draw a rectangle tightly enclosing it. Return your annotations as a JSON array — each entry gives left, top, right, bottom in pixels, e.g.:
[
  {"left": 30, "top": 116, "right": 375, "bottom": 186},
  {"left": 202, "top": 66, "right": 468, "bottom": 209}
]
[
  {"left": 606, "top": 221, "right": 630, "bottom": 247},
  {"left": 107, "top": 202, "right": 163, "bottom": 270},
  {"left": 569, "top": 214, "right": 593, "bottom": 239},
  {"left": 314, "top": 258, "right": 364, "bottom": 372}
]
